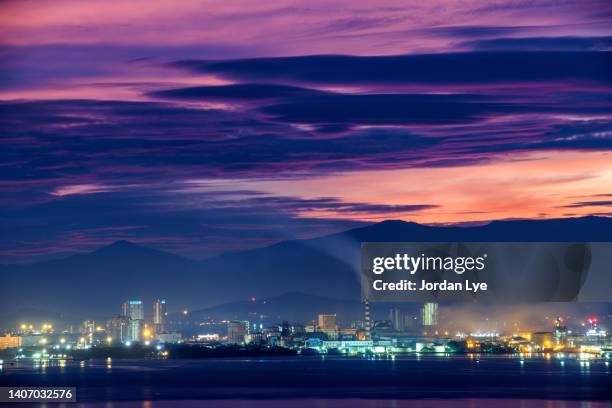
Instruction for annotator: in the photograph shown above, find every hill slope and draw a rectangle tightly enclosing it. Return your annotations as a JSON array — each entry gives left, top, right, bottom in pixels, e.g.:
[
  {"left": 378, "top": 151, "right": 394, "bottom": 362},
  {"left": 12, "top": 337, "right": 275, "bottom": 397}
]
[{"left": 1, "top": 216, "right": 610, "bottom": 322}]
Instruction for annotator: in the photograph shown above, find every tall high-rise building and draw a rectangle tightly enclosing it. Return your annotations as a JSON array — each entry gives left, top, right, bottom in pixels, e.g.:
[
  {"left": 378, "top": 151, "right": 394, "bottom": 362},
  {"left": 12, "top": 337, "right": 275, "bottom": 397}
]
[
  {"left": 123, "top": 300, "right": 144, "bottom": 320},
  {"left": 553, "top": 317, "right": 567, "bottom": 345},
  {"left": 227, "top": 320, "right": 249, "bottom": 344},
  {"left": 421, "top": 302, "right": 438, "bottom": 327},
  {"left": 107, "top": 315, "right": 129, "bottom": 344},
  {"left": 81, "top": 320, "right": 96, "bottom": 345},
  {"left": 122, "top": 300, "right": 144, "bottom": 342},
  {"left": 153, "top": 299, "right": 167, "bottom": 333},
  {"left": 389, "top": 307, "right": 405, "bottom": 332},
  {"left": 317, "top": 314, "right": 337, "bottom": 333}
]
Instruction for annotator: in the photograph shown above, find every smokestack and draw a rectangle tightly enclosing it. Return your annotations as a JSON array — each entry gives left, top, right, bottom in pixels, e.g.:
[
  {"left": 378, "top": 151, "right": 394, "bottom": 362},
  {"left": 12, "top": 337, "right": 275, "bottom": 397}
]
[{"left": 364, "top": 299, "right": 372, "bottom": 341}]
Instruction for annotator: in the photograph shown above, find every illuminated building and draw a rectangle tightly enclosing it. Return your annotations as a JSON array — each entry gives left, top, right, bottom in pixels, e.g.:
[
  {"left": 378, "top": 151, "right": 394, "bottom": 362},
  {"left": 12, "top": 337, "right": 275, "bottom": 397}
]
[
  {"left": 531, "top": 331, "right": 554, "bottom": 351},
  {"left": 553, "top": 317, "right": 568, "bottom": 345},
  {"left": 364, "top": 299, "right": 372, "bottom": 341},
  {"left": 305, "top": 339, "right": 374, "bottom": 354},
  {"left": 248, "top": 331, "right": 265, "bottom": 345},
  {"left": 318, "top": 314, "right": 338, "bottom": 334},
  {"left": 585, "top": 316, "right": 606, "bottom": 337},
  {"left": 129, "top": 320, "right": 144, "bottom": 342},
  {"left": 415, "top": 342, "right": 447, "bottom": 353},
  {"left": 338, "top": 327, "right": 357, "bottom": 338},
  {"left": 157, "top": 332, "right": 181, "bottom": 344},
  {"left": 355, "top": 329, "right": 367, "bottom": 341},
  {"left": 107, "top": 315, "right": 129, "bottom": 344},
  {"left": 371, "top": 320, "right": 395, "bottom": 338},
  {"left": 20, "top": 334, "right": 45, "bottom": 347},
  {"left": 123, "top": 300, "right": 144, "bottom": 320},
  {"left": 291, "top": 324, "right": 306, "bottom": 335},
  {"left": 153, "top": 299, "right": 167, "bottom": 333},
  {"left": 421, "top": 303, "right": 438, "bottom": 326},
  {"left": 0, "top": 334, "right": 21, "bottom": 350},
  {"left": 389, "top": 307, "right": 404, "bottom": 332},
  {"left": 40, "top": 323, "right": 54, "bottom": 333},
  {"left": 227, "top": 320, "right": 249, "bottom": 344},
  {"left": 122, "top": 300, "right": 144, "bottom": 342},
  {"left": 81, "top": 320, "right": 94, "bottom": 333},
  {"left": 280, "top": 321, "right": 291, "bottom": 338},
  {"left": 195, "top": 334, "right": 219, "bottom": 342},
  {"left": 142, "top": 325, "right": 153, "bottom": 342},
  {"left": 81, "top": 320, "right": 96, "bottom": 345},
  {"left": 17, "top": 323, "right": 33, "bottom": 335},
  {"left": 507, "top": 335, "right": 531, "bottom": 352}
]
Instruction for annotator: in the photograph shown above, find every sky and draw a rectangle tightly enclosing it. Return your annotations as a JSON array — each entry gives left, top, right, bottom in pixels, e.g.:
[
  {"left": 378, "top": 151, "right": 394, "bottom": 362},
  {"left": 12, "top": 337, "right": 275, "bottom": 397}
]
[{"left": 1, "top": 0, "right": 611, "bottom": 262}]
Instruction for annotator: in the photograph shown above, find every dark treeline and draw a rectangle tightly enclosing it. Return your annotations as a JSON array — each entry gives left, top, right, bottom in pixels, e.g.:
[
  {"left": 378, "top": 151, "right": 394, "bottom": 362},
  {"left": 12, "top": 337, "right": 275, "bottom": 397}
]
[
  {"left": 67, "top": 344, "right": 296, "bottom": 360},
  {"left": 165, "top": 344, "right": 297, "bottom": 358}
]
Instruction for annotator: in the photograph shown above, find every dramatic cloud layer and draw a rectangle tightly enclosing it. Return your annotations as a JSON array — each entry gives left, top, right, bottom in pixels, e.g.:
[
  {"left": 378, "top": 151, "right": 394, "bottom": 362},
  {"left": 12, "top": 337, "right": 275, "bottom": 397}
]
[
  {"left": 174, "top": 52, "right": 612, "bottom": 85},
  {"left": 1, "top": 0, "right": 611, "bottom": 261}
]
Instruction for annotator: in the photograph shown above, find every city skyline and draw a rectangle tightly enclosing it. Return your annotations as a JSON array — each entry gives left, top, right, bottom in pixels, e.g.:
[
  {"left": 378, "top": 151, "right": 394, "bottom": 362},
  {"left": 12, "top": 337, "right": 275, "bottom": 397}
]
[
  {"left": 2, "top": 291, "right": 610, "bottom": 337},
  {"left": 1, "top": 2, "right": 610, "bottom": 406},
  {"left": 2, "top": 297, "right": 608, "bottom": 350},
  {"left": 1, "top": 0, "right": 611, "bottom": 263}
]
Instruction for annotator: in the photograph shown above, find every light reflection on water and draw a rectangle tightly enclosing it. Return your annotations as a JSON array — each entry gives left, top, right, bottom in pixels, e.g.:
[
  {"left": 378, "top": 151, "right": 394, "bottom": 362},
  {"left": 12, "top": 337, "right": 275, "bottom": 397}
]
[
  {"left": 36, "top": 399, "right": 612, "bottom": 408},
  {"left": 7, "top": 352, "right": 610, "bottom": 372},
  {"left": 2, "top": 355, "right": 611, "bottom": 407}
]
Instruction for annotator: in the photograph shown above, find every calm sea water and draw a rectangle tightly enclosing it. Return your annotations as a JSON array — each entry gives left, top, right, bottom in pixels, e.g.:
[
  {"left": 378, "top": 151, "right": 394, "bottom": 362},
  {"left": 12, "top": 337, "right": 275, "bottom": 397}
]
[{"left": 1, "top": 355, "right": 611, "bottom": 407}]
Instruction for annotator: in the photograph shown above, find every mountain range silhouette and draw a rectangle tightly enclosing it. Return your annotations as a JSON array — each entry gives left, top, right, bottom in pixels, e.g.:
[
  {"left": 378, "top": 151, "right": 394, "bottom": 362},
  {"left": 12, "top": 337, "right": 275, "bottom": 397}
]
[{"left": 1, "top": 216, "right": 610, "bottom": 324}]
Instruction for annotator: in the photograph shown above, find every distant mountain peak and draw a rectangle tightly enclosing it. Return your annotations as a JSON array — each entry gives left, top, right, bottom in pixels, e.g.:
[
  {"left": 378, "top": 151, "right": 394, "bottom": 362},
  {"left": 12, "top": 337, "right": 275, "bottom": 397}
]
[
  {"left": 92, "top": 239, "right": 150, "bottom": 253},
  {"left": 113, "top": 239, "right": 134, "bottom": 245},
  {"left": 87, "top": 239, "right": 192, "bottom": 263},
  {"left": 106, "top": 239, "right": 139, "bottom": 248}
]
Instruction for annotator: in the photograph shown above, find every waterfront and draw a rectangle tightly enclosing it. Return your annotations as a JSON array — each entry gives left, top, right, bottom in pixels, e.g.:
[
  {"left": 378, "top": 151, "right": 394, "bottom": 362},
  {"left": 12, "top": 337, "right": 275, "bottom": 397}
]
[{"left": 1, "top": 355, "right": 611, "bottom": 406}]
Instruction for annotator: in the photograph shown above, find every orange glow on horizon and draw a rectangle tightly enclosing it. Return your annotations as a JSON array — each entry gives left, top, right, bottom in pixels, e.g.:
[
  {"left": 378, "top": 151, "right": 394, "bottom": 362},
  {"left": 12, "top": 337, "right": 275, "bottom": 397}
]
[{"left": 238, "top": 150, "right": 612, "bottom": 224}]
